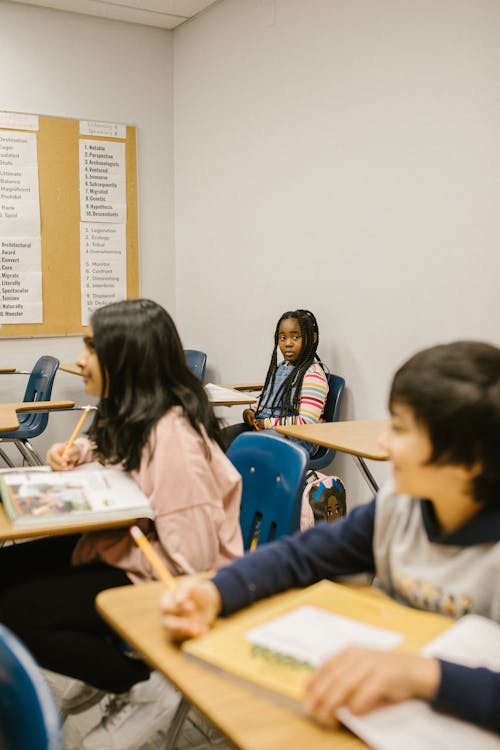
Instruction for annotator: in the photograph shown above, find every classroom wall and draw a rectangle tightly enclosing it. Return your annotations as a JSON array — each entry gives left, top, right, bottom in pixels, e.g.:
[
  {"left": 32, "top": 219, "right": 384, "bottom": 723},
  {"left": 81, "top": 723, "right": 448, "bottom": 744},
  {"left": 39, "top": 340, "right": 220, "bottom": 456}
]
[
  {"left": 0, "top": 2, "right": 174, "bottom": 456},
  {"left": 173, "top": 0, "right": 500, "bottom": 504}
]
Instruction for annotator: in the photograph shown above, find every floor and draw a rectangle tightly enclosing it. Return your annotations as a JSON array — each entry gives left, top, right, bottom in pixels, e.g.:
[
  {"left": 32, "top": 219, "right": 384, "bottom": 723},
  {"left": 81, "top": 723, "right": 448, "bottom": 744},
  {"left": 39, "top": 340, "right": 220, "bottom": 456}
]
[{"left": 46, "top": 670, "right": 236, "bottom": 750}]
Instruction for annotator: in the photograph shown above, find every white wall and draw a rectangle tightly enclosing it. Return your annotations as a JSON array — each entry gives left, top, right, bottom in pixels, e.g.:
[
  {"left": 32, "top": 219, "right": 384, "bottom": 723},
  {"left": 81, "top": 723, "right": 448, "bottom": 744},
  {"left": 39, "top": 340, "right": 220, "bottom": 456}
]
[
  {"left": 0, "top": 2, "right": 173, "bottom": 457},
  {"left": 174, "top": 0, "right": 500, "bottom": 505}
]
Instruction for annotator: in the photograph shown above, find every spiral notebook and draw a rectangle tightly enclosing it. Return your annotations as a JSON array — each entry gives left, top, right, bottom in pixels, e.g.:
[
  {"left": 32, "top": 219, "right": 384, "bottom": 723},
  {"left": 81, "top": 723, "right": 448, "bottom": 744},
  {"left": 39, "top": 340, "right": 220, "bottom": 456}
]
[{"left": 182, "top": 580, "right": 451, "bottom": 707}]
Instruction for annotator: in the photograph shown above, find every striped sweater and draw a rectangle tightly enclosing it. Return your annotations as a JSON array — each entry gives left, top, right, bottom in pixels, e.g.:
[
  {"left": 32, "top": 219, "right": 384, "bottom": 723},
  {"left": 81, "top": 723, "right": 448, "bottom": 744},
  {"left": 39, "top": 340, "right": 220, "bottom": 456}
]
[{"left": 253, "top": 361, "right": 328, "bottom": 429}]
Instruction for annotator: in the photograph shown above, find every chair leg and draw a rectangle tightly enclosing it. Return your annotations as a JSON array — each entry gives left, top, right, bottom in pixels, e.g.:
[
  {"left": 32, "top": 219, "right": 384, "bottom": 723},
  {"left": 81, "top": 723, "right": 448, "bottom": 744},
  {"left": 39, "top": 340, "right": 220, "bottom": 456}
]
[
  {"left": 160, "top": 696, "right": 191, "bottom": 750},
  {"left": 14, "top": 440, "right": 44, "bottom": 466},
  {"left": 0, "top": 446, "right": 15, "bottom": 467}
]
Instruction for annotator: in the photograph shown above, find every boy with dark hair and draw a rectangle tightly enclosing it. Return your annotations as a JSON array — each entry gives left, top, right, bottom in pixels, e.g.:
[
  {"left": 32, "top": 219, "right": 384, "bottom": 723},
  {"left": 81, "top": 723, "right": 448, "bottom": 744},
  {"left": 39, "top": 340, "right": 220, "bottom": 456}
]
[{"left": 162, "top": 341, "right": 500, "bottom": 734}]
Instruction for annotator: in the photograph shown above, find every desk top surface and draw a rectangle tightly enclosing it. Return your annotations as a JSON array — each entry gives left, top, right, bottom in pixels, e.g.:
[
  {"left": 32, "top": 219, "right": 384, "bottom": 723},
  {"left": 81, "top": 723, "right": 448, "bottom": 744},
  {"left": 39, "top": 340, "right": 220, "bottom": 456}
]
[
  {"left": 0, "top": 400, "right": 75, "bottom": 433},
  {"left": 59, "top": 366, "right": 257, "bottom": 407},
  {"left": 60, "top": 362, "right": 82, "bottom": 376},
  {"left": 276, "top": 419, "right": 389, "bottom": 461},
  {"left": 97, "top": 582, "right": 366, "bottom": 750},
  {"left": 96, "top": 582, "right": 450, "bottom": 750}
]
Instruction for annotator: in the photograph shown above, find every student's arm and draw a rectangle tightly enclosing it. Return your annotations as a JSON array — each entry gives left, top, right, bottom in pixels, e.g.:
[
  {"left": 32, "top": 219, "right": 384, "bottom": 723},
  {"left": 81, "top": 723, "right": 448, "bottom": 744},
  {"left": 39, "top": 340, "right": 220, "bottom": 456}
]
[
  {"left": 161, "top": 500, "right": 376, "bottom": 637},
  {"left": 214, "top": 500, "right": 375, "bottom": 614},
  {"left": 138, "top": 413, "right": 242, "bottom": 577},
  {"left": 259, "top": 363, "right": 328, "bottom": 428},
  {"left": 432, "top": 660, "right": 500, "bottom": 733}
]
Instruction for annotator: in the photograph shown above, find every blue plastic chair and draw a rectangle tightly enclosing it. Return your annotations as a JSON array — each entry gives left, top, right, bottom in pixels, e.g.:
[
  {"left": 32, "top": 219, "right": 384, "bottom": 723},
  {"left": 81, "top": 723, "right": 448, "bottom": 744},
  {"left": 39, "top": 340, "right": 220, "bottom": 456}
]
[
  {"left": 184, "top": 349, "right": 207, "bottom": 382},
  {"left": 308, "top": 372, "right": 345, "bottom": 472},
  {"left": 0, "top": 356, "right": 60, "bottom": 467},
  {"left": 0, "top": 624, "right": 62, "bottom": 750},
  {"left": 227, "top": 431, "right": 309, "bottom": 550}
]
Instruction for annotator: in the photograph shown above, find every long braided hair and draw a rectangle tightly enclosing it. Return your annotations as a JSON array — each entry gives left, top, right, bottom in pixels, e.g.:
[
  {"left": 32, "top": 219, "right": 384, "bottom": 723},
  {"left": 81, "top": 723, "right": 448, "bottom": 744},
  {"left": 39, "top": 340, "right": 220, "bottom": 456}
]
[
  {"left": 255, "top": 309, "right": 323, "bottom": 422},
  {"left": 296, "top": 309, "right": 327, "bottom": 371}
]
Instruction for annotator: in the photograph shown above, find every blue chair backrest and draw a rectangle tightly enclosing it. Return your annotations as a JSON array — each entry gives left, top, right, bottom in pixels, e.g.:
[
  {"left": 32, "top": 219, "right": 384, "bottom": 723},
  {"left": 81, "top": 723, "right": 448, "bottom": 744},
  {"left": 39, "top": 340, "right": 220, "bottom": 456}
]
[
  {"left": 0, "top": 624, "right": 62, "bottom": 750},
  {"left": 184, "top": 350, "right": 207, "bottom": 382},
  {"left": 0, "top": 356, "right": 60, "bottom": 440},
  {"left": 308, "top": 372, "right": 345, "bottom": 472},
  {"left": 227, "top": 431, "right": 309, "bottom": 550}
]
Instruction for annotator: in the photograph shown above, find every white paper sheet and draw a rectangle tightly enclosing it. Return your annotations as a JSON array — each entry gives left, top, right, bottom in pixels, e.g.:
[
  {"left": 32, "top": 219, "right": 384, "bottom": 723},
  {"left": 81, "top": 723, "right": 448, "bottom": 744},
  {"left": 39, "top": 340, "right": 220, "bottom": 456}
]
[
  {"left": 0, "top": 131, "right": 42, "bottom": 323},
  {"left": 80, "top": 139, "right": 126, "bottom": 224},
  {"left": 80, "top": 223, "right": 127, "bottom": 325},
  {"left": 245, "top": 605, "right": 404, "bottom": 668},
  {"left": 337, "top": 614, "right": 500, "bottom": 750}
]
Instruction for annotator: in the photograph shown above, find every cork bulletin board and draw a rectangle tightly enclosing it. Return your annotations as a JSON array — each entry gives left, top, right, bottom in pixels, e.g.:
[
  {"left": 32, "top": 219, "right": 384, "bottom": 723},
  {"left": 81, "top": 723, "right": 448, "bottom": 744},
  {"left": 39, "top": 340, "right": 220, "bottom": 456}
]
[{"left": 0, "top": 114, "right": 139, "bottom": 337}]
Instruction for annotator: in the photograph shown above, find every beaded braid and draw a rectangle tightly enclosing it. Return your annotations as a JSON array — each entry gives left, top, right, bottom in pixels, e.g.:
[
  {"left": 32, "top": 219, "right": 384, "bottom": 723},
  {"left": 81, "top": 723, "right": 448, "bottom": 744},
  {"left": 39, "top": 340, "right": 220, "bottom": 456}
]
[
  {"left": 255, "top": 310, "right": 323, "bottom": 422},
  {"left": 296, "top": 309, "right": 328, "bottom": 373}
]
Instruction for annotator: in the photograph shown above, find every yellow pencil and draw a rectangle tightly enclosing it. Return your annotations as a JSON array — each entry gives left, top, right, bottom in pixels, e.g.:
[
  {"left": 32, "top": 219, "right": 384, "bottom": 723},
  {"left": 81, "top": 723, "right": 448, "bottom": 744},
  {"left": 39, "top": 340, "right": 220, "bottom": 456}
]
[
  {"left": 129, "top": 525, "right": 176, "bottom": 590},
  {"left": 63, "top": 406, "right": 91, "bottom": 456}
]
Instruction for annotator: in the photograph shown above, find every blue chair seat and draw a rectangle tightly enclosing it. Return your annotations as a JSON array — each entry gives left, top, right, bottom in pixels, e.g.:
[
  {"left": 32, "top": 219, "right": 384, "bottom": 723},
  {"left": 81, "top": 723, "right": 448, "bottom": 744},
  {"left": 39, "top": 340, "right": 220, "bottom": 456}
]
[
  {"left": 227, "top": 431, "right": 309, "bottom": 549},
  {"left": 308, "top": 372, "right": 345, "bottom": 472},
  {"left": 0, "top": 624, "right": 62, "bottom": 749},
  {"left": 0, "top": 356, "right": 60, "bottom": 466}
]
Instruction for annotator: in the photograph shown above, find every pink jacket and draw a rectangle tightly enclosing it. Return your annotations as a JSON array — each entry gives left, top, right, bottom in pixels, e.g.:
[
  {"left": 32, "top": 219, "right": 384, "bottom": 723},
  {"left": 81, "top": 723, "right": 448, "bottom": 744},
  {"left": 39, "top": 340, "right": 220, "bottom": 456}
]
[{"left": 72, "top": 407, "right": 243, "bottom": 584}]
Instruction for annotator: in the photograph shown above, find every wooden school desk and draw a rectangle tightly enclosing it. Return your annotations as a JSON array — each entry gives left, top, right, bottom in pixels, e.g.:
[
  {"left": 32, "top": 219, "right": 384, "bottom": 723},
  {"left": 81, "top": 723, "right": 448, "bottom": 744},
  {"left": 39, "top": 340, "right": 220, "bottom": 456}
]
[
  {"left": 0, "top": 400, "right": 75, "bottom": 432},
  {"left": 60, "top": 363, "right": 82, "bottom": 376},
  {"left": 276, "top": 419, "right": 388, "bottom": 493},
  {"left": 59, "top": 367, "right": 257, "bottom": 407},
  {"left": 96, "top": 581, "right": 452, "bottom": 750},
  {"left": 205, "top": 384, "right": 258, "bottom": 407}
]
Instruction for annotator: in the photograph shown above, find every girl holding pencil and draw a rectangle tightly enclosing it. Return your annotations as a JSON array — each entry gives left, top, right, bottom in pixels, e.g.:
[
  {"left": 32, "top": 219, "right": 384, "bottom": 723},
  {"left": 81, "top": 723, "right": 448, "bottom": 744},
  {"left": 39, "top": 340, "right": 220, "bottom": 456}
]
[{"left": 0, "top": 299, "right": 243, "bottom": 750}]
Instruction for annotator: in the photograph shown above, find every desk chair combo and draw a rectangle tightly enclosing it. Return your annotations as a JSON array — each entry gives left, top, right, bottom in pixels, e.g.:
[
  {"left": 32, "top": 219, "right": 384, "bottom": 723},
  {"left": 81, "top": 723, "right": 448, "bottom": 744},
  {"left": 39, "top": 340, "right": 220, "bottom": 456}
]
[
  {"left": 0, "top": 356, "right": 60, "bottom": 467},
  {"left": 0, "top": 624, "right": 62, "bottom": 750}
]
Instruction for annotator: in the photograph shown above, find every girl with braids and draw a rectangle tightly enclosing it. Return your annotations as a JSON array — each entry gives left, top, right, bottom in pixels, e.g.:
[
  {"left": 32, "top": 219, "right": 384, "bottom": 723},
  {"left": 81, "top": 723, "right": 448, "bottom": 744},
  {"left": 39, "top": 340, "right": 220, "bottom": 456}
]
[
  {"left": 224, "top": 309, "right": 329, "bottom": 452},
  {"left": 0, "top": 299, "right": 243, "bottom": 750}
]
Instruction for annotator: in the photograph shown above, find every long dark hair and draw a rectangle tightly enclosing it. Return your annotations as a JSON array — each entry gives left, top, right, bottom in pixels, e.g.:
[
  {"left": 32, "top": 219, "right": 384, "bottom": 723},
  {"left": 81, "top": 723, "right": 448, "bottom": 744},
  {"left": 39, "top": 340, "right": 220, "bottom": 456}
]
[
  {"left": 390, "top": 340, "right": 500, "bottom": 506},
  {"left": 255, "top": 309, "right": 323, "bottom": 421},
  {"left": 87, "top": 299, "right": 222, "bottom": 471}
]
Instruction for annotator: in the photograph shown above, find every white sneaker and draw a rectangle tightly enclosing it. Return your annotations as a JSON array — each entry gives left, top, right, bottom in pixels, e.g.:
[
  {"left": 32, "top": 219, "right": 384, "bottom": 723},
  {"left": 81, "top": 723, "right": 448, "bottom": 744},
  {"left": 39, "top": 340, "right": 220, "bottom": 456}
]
[
  {"left": 81, "top": 671, "right": 181, "bottom": 750},
  {"left": 42, "top": 669, "right": 106, "bottom": 715},
  {"left": 63, "top": 681, "right": 107, "bottom": 715}
]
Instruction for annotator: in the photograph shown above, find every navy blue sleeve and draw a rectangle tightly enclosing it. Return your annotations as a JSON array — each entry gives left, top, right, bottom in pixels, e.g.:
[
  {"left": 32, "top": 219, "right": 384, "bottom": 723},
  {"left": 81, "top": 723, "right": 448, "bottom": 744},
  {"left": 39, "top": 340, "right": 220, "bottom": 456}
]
[
  {"left": 213, "top": 499, "right": 376, "bottom": 615},
  {"left": 432, "top": 660, "right": 500, "bottom": 734}
]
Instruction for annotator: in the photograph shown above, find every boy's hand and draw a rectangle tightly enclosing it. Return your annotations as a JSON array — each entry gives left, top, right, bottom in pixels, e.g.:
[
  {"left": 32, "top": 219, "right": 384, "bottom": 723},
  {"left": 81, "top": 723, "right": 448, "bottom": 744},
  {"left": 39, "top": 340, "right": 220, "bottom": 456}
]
[
  {"left": 304, "top": 646, "right": 440, "bottom": 725},
  {"left": 46, "top": 442, "right": 82, "bottom": 471},
  {"left": 160, "top": 580, "right": 222, "bottom": 641}
]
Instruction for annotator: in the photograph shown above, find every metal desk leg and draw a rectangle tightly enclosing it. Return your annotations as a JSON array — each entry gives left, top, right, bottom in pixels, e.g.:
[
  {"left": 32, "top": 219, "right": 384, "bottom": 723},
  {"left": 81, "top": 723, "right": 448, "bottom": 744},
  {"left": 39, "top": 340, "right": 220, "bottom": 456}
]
[
  {"left": 161, "top": 696, "right": 191, "bottom": 750},
  {"left": 353, "top": 456, "right": 379, "bottom": 494}
]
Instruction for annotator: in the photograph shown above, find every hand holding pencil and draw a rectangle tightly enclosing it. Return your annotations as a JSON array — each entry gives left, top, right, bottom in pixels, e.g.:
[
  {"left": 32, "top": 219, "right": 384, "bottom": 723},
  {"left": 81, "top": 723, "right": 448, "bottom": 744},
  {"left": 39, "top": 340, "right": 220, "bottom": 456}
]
[{"left": 46, "top": 406, "right": 92, "bottom": 471}]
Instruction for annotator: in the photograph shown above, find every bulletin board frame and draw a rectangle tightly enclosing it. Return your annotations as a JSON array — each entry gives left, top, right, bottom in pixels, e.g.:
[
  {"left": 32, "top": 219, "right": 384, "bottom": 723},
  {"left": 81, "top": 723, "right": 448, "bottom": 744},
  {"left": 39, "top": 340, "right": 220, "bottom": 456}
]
[{"left": 0, "top": 114, "right": 139, "bottom": 337}]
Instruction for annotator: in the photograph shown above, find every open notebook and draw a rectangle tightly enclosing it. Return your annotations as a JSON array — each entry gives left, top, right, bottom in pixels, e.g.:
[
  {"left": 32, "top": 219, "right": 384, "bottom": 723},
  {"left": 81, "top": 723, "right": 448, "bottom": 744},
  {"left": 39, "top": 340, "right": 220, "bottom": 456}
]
[
  {"left": 0, "top": 465, "right": 153, "bottom": 527},
  {"left": 337, "top": 614, "right": 500, "bottom": 750}
]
